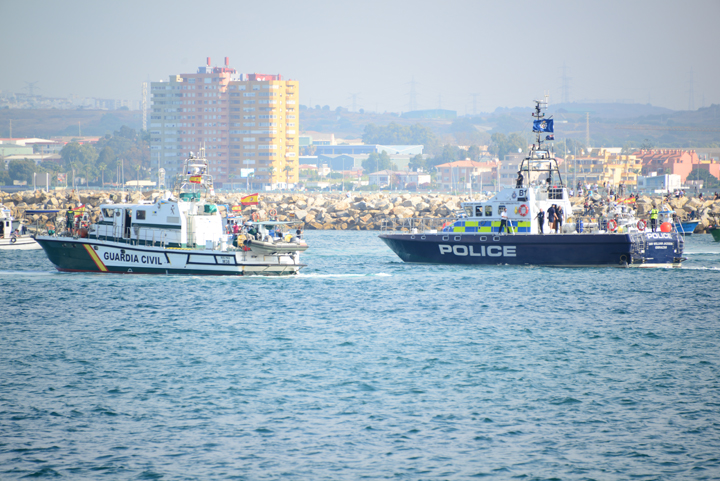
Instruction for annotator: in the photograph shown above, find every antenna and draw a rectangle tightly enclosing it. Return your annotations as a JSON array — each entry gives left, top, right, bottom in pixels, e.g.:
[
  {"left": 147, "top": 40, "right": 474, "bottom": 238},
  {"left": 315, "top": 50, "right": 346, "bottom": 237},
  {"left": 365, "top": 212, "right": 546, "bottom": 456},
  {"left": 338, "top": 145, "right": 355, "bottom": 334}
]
[
  {"left": 560, "top": 63, "right": 570, "bottom": 104},
  {"left": 347, "top": 92, "right": 362, "bottom": 112},
  {"left": 470, "top": 93, "right": 480, "bottom": 115},
  {"left": 688, "top": 68, "right": 695, "bottom": 110},
  {"left": 406, "top": 76, "right": 419, "bottom": 111},
  {"left": 142, "top": 81, "right": 148, "bottom": 131},
  {"left": 585, "top": 112, "right": 590, "bottom": 149},
  {"left": 24, "top": 81, "right": 40, "bottom": 97}
]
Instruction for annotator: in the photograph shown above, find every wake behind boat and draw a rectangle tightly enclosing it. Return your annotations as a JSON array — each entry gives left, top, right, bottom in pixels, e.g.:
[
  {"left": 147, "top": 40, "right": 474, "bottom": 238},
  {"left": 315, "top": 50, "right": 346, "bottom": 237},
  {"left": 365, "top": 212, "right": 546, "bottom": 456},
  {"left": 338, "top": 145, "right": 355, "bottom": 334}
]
[
  {"left": 33, "top": 148, "right": 308, "bottom": 275},
  {"left": 379, "top": 98, "right": 686, "bottom": 268}
]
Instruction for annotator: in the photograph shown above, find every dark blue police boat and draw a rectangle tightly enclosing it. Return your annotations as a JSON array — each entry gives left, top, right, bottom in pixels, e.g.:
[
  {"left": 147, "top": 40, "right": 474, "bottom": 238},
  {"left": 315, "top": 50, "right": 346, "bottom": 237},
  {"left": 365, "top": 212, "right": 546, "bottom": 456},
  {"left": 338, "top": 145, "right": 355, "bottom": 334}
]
[{"left": 379, "top": 99, "right": 685, "bottom": 268}]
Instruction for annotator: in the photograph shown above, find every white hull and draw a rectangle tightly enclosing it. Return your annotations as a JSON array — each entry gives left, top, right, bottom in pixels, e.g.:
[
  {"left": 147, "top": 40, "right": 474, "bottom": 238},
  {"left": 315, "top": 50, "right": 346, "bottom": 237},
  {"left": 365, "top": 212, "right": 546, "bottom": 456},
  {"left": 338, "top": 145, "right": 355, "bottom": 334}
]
[
  {"left": 34, "top": 235, "right": 305, "bottom": 276},
  {"left": 0, "top": 236, "right": 41, "bottom": 250}
]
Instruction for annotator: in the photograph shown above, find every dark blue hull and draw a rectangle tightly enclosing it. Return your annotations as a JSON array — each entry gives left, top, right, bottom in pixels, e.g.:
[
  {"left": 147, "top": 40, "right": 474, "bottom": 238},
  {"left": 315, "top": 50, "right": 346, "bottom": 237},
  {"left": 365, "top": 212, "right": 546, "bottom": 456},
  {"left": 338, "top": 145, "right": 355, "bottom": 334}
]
[{"left": 379, "top": 232, "right": 684, "bottom": 267}]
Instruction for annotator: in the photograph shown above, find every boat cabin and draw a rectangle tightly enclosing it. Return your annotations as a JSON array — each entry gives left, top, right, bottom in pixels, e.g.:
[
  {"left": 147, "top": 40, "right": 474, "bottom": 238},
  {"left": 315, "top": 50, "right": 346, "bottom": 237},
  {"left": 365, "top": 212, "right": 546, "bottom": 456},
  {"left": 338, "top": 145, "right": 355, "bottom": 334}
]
[
  {"left": 451, "top": 183, "right": 572, "bottom": 235},
  {"left": 0, "top": 205, "right": 14, "bottom": 238},
  {"left": 92, "top": 193, "right": 223, "bottom": 248}
]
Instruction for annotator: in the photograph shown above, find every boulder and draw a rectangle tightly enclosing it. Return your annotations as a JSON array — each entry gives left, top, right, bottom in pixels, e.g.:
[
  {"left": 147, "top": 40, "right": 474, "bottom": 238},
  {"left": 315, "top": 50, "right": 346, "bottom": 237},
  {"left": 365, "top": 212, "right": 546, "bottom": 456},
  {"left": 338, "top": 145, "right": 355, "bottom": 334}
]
[
  {"left": 294, "top": 209, "right": 308, "bottom": 221},
  {"left": 327, "top": 200, "right": 350, "bottom": 213}
]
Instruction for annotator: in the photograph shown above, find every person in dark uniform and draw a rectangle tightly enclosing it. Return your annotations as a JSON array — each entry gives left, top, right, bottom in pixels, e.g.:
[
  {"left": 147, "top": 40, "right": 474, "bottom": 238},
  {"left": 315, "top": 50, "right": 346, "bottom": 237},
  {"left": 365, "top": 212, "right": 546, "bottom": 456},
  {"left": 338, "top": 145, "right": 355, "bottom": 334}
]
[
  {"left": 65, "top": 208, "right": 74, "bottom": 235},
  {"left": 555, "top": 205, "right": 564, "bottom": 233},
  {"left": 515, "top": 172, "right": 524, "bottom": 188},
  {"left": 546, "top": 205, "right": 556, "bottom": 234},
  {"left": 535, "top": 209, "right": 545, "bottom": 234}
]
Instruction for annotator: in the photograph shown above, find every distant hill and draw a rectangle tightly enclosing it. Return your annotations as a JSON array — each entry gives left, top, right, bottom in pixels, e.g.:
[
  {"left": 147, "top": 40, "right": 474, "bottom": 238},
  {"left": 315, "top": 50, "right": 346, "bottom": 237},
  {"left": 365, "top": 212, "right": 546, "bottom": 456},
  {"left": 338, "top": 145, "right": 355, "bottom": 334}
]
[
  {"left": 494, "top": 102, "right": 673, "bottom": 119},
  {"left": 0, "top": 109, "right": 142, "bottom": 138}
]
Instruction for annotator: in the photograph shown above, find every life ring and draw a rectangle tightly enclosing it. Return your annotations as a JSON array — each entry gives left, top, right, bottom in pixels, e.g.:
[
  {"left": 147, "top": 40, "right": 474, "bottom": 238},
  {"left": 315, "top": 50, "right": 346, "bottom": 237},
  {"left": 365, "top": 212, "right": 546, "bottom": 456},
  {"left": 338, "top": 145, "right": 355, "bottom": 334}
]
[
  {"left": 637, "top": 219, "right": 647, "bottom": 231},
  {"left": 269, "top": 208, "right": 277, "bottom": 218},
  {"left": 251, "top": 212, "right": 259, "bottom": 221},
  {"left": 10, "top": 237, "right": 17, "bottom": 244},
  {"left": 518, "top": 204, "right": 529, "bottom": 217},
  {"left": 607, "top": 219, "right": 618, "bottom": 231}
]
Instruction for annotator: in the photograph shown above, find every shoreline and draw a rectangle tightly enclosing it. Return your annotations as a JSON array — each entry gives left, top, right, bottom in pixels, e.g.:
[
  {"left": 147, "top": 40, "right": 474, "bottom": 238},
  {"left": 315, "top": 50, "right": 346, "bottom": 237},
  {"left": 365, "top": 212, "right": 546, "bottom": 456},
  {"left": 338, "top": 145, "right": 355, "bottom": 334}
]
[{"left": 2, "top": 189, "right": 719, "bottom": 233}]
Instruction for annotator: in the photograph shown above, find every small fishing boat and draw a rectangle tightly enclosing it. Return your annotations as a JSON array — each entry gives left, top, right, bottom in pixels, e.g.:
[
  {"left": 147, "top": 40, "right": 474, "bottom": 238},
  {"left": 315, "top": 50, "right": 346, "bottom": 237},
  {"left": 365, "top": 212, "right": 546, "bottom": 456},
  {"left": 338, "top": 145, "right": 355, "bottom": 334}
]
[
  {"left": 709, "top": 226, "right": 720, "bottom": 242},
  {"left": 675, "top": 219, "right": 701, "bottom": 235},
  {"left": 0, "top": 205, "right": 43, "bottom": 250}
]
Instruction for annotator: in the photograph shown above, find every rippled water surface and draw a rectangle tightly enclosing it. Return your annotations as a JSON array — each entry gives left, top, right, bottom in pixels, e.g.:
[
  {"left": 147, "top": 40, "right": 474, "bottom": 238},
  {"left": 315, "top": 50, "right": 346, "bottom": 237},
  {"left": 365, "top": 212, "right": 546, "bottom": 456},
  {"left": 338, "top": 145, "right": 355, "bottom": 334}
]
[{"left": 1, "top": 232, "right": 720, "bottom": 480}]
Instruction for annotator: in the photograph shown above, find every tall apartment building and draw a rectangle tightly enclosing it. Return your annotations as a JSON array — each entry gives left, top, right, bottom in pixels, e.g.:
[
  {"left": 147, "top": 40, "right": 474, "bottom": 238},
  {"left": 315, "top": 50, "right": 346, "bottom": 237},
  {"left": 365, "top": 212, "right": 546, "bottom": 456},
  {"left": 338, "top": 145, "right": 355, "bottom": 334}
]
[{"left": 150, "top": 57, "right": 299, "bottom": 189}]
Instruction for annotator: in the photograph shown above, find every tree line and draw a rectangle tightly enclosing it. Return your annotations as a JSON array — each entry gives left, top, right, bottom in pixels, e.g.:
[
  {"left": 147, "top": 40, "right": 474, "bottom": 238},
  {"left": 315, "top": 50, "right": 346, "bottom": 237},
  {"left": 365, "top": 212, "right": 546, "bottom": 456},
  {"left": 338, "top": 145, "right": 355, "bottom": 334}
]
[{"left": 0, "top": 126, "right": 150, "bottom": 187}]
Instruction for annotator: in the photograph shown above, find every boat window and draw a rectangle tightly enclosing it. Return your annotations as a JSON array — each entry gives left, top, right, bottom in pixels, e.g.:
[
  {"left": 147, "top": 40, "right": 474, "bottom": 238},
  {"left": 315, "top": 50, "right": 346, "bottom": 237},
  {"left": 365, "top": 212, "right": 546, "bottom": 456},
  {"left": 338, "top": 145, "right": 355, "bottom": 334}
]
[
  {"left": 464, "top": 206, "right": 473, "bottom": 217},
  {"left": 102, "top": 208, "right": 114, "bottom": 218},
  {"left": 485, "top": 205, "right": 492, "bottom": 216},
  {"left": 475, "top": 205, "right": 483, "bottom": 217},
  {"left": 136, "top": 210, "right": 146, "bottom": 220},
  {"left": 499, "top": 205, "right": 506, "bottom": 215},
  {"left": 549, "top": 188, "right": 563, "bottom": 200}
]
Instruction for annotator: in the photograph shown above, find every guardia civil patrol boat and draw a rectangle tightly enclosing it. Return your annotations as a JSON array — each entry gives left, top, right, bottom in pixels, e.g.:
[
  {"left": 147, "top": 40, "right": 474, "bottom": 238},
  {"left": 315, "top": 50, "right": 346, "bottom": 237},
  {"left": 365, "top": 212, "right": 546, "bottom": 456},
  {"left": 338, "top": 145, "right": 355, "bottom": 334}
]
[
  {"left": 33, "top": 148, "right": 308, "bottom": 275},
  {"left": 379, "top": 99, "right": 686, "bottom": 268}
]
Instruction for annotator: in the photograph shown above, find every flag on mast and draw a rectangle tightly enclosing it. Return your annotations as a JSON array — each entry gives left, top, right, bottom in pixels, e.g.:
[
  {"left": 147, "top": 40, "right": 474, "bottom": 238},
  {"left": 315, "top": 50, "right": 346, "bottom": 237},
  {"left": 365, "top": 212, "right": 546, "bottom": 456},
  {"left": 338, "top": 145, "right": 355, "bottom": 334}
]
[{"left": 533, "top": 119, "right": 554, "bottom": 133}]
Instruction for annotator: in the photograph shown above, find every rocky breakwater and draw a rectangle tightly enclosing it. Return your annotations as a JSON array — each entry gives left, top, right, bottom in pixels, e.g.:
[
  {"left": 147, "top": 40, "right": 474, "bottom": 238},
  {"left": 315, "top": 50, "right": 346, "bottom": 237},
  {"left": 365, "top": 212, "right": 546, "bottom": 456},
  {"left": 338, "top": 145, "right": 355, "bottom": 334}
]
[
  {"left": 568, "top": 193, "right": 720, "bottom": 233},
  {"left": 0, "top": 190, "right": 130, "bottom": 228},
  {"left": 0, "top": 190, "right": 475, "bottom": 231},
  {"left": 214, "top": 192, "right": 472, "bottom": 230},
  {"left": 3, "top": 189, "right": 719, "bottom": 233}
]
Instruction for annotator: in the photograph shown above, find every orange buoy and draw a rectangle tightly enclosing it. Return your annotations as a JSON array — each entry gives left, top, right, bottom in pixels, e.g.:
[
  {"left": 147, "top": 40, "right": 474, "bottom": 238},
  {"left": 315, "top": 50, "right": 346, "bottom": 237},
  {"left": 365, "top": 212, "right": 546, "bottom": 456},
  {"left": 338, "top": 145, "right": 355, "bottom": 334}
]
[{"left": 660, "top": 222, "right": 672, "bottom": 233}]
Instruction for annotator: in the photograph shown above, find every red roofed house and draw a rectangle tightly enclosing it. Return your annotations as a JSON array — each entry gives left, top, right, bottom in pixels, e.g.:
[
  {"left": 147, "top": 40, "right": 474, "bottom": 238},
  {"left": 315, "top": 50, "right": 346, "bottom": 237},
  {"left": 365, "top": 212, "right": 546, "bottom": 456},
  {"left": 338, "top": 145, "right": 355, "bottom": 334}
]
[
  {"left": 633, "top": 149, "right": 699, "bottom": 183},
  {"left": 694, "top": 160, "right": 720, "bottom": 181}
]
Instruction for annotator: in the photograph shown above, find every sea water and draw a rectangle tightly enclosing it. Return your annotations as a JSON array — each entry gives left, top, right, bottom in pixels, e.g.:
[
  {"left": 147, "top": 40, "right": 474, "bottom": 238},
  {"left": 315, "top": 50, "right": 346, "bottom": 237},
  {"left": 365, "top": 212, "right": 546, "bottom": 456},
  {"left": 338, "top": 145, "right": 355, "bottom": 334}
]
[{"left": 1, "top": 232, "right": 719, "bottom": 480}]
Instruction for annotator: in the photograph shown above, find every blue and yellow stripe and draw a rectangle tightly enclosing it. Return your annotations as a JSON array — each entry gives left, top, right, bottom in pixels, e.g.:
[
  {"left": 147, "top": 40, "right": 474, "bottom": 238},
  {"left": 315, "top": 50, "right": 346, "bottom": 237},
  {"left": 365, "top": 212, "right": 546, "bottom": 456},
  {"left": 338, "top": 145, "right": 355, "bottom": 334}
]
[{"left": 445, "top": 220, "right": 532, "bottom": 233}]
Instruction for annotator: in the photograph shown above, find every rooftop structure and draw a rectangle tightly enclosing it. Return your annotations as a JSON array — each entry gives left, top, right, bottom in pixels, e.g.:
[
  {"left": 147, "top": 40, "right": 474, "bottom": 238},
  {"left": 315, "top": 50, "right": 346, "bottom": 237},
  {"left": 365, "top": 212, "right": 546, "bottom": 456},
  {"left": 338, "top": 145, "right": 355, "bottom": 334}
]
[{"left": 314, "top": 144, "right": 423, "bottom": 156}]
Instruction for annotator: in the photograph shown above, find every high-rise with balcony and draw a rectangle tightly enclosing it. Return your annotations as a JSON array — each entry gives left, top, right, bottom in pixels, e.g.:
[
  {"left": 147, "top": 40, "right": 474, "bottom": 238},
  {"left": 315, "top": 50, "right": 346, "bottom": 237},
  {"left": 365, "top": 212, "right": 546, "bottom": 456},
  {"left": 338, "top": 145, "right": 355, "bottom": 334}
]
[{"left": 150, "top": 57, "right": 299, "bottom": 189}]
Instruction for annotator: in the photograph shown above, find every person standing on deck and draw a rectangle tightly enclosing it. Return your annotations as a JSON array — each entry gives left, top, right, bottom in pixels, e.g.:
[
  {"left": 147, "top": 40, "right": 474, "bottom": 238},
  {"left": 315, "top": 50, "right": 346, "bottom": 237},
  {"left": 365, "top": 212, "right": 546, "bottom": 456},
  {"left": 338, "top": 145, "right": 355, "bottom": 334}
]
[
  {"left": 555, "top": 205, "right": 564, "bottom": 233},
  {"left": 547, "top": 205, "right": 557, "bottom": 234},
  {"left": 650, "top": 205, "right": 659, "bottom": 232},
  {"left": 535, "top": 209, "right": 545, "bottom": 234},
  {"left": 500, "top": 208, "right": 509, "bottom": 234},
  {"left": 65, "top": 208, "right": 74, "bottom": 235}
]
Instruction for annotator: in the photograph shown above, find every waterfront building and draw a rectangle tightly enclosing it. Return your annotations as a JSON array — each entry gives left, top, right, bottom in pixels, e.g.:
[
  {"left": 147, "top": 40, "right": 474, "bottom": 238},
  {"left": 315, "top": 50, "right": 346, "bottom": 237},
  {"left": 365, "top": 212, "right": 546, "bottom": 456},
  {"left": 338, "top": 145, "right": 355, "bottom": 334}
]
[
  {"left": 151, "top": 57, "right": 299, "bottom": 189},
  {"left": 368, "top": 170, "right": 431, "bottom": 188},
  {"left": 564, "top": 148, "right": 642, "bottom": 188},
  {"left": 497, "top": 154, "right": 525, "bottom": 188},
  {"left": 436, "top": 159, "right": 496, "bottom": 191},
  {"left": 633, "top": 149, "right": 699, "bottom": 183},
  {"left": 637, "top": 173, "right": 682, "bottom": 192},
  {"left": 314, "top": 144, "right": 423, "bottom": 156},
  {"left": 630, "top": 149, "right": 720, "bottom": 184}
]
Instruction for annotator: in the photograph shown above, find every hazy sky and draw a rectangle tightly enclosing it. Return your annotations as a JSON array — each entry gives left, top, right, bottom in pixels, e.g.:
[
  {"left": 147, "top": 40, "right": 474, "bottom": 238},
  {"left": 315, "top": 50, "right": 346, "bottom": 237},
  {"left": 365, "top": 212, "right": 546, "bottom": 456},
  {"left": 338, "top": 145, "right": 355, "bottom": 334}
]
[{"left": 1, "top": 0, "right": 718, "bottom": 114}]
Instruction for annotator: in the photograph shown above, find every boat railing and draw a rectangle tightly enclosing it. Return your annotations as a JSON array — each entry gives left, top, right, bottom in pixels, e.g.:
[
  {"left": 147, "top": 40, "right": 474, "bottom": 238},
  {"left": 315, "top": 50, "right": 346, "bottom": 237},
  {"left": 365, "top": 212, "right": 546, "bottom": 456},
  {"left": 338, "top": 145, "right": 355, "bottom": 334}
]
[{"left": 380, "top": 217, "right": 457, "bottom": 233}]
